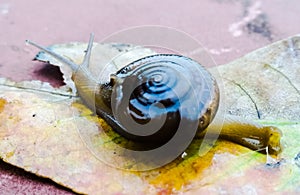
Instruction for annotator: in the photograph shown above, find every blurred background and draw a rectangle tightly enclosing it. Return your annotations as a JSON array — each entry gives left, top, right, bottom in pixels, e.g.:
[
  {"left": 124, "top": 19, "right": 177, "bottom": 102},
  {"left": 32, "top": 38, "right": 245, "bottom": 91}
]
[{"left": 0, "top": 0, "right": 299, "bottom": 193}]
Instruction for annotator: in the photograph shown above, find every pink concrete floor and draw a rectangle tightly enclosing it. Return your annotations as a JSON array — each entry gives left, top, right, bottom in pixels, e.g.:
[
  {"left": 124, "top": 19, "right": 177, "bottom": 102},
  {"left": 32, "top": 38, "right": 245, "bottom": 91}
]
[{"left": 0, "top": 0, "right": 300, "bottom": 194}]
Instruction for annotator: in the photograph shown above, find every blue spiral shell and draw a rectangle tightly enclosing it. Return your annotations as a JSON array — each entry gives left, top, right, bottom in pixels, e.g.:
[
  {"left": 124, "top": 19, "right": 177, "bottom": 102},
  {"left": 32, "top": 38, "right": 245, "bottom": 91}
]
[{"left": 101, "top": 54, "right": 219, "bottom": 148}]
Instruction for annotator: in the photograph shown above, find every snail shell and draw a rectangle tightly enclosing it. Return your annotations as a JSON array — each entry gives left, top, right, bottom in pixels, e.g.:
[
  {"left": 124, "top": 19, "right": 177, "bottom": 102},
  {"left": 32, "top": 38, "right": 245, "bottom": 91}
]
[{"left": 107, "top": 54, "right": 219, "bottom": 145}]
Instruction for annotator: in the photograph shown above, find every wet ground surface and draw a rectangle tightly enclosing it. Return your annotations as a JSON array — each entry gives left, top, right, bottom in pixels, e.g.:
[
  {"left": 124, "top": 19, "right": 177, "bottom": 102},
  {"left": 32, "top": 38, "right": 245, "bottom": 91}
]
[{"left": 0, "top": 0, "right": 299, "bottom": 193}]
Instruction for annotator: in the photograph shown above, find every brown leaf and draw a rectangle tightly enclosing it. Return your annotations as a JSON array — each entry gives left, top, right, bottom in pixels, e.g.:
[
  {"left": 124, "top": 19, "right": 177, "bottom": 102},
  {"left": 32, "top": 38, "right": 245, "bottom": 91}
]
[{"left": 217, "top": 35, "right": 300, "bottom": 120}]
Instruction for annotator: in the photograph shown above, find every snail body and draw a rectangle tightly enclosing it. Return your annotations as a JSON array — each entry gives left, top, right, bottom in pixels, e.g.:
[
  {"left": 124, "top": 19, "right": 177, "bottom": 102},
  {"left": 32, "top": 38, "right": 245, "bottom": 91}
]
[{"left": 26, "top": 34, "right": 282, "bottom": 155}]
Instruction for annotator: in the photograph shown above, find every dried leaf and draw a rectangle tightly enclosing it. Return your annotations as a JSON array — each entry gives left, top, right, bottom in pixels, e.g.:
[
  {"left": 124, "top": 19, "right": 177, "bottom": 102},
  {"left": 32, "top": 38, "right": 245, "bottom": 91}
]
[
  {"left": 0, "top": 35, "right": 300, "bottom": 194},
  {"left": 217, "top": 35, "right": 300, "bottom": 120}
]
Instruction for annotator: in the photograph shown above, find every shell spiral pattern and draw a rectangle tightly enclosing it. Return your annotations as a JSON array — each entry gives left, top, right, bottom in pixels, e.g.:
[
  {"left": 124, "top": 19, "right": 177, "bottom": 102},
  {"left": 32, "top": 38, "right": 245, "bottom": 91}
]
[{"left": 110, "top": 54, "right": 219, "bottom": 150}]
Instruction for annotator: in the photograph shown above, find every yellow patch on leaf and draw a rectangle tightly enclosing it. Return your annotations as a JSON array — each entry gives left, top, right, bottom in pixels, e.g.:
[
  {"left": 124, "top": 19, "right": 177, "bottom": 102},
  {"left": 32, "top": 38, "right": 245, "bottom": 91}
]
[{"left": 0, "top": 98, "right": 6, "bottom": 113}]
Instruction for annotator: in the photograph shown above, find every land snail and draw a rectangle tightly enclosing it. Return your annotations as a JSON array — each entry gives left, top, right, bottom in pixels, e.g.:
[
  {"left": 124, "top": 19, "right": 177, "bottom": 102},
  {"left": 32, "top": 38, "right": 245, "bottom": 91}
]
[{"left": 26, "top": 34, "right": 282, "bottom": 156}]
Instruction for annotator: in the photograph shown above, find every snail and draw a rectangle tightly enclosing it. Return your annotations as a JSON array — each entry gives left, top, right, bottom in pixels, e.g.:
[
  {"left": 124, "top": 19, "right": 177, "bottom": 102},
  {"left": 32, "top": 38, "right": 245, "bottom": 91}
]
[{"left": 26, "top": 34, "right": 282, "bottom": 155}]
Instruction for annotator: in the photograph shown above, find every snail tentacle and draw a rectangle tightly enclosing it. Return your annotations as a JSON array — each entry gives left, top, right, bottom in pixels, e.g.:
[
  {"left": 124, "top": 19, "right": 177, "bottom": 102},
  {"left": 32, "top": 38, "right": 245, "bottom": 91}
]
[
  {"left": 81, "top": 33, "right": 94, "bottom": 69},
  {"left": 26, "top": 34, "right": 98, "bottom": 84},
  {"left": 26, "top": 39, "right": 79, "bottom": 71}
]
